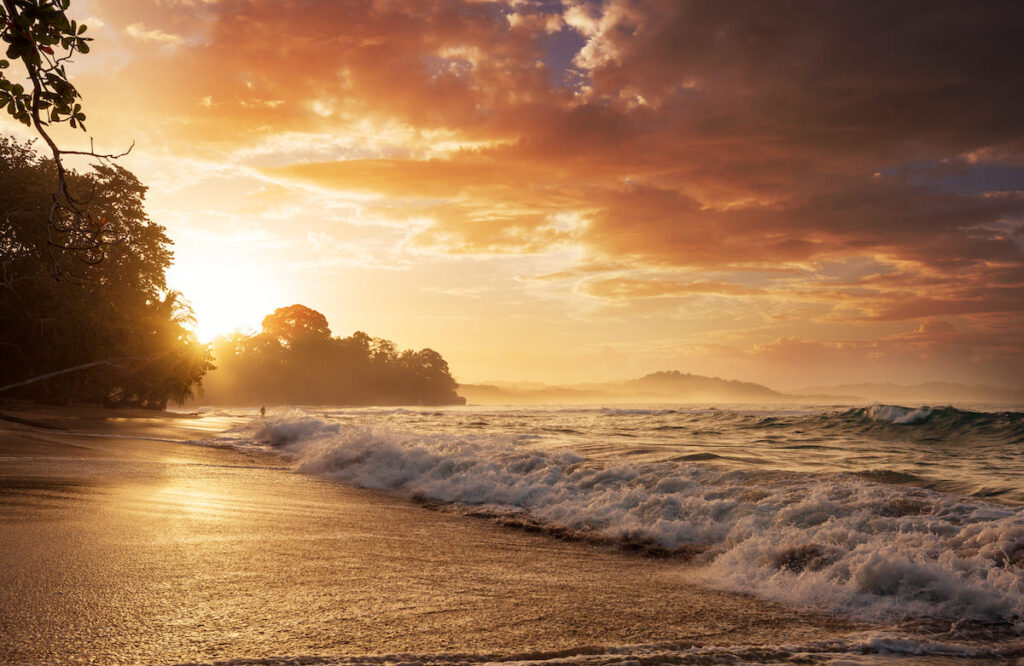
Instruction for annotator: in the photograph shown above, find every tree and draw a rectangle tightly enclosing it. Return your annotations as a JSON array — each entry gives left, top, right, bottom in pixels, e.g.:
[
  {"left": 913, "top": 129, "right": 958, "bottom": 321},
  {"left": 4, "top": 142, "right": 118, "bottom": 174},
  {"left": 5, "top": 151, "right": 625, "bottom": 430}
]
[
  {"left": 1, "top": 3, "right": 206, "bottom": 407},
  {"left": 0, "top": 0, "right": 89, "bottom": 132},
  {"left": 201, "top": 306, "right": 466, "bottom": 406},
  {"left": 0, "top": 135, "right": 213, "bottom": 408},
  {"left": 261, "top": 304, "right": 332, "bottom": 346},
  {"left": 1, "top": 0, "right": 131, "bottom": 276}
]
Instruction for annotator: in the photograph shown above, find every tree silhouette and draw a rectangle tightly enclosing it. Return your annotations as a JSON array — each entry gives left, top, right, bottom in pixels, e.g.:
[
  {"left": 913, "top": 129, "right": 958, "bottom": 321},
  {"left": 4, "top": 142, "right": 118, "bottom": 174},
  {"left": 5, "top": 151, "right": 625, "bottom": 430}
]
[
  {"left": 261, "top": 304, "right": 331, "bottom": 345},
  {"left": 0, "top": 135, "right": 212, "bottom": 408},
  {"left": 1, "top": 0, "right": 132, "bottom": 277},
  {"left": 202, "top": 306, "right": 465, "bottom": 406}
]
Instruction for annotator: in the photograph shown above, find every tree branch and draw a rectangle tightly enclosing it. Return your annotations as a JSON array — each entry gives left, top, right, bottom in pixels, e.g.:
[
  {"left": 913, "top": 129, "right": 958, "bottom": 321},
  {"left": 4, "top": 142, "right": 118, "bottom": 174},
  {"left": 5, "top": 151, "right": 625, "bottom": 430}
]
[{"left": 0, "top": 357, "right": 143, "bottom": 393}]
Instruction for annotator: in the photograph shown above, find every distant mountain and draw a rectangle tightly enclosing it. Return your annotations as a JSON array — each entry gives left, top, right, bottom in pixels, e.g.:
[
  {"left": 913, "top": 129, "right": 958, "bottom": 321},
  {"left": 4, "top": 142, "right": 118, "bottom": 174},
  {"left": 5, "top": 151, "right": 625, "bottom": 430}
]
[
  {"left": 458, "top": 375, "right": 1024, "bottom": 406},
  {"left": 800, "top": 382, "right": 1024, "bottom": 405},
  {"left": 459, "top": 370, "right": 789, "bottom": 405},
  {"left": 624, "top": 371, "right": 785, "bottom": 401}
]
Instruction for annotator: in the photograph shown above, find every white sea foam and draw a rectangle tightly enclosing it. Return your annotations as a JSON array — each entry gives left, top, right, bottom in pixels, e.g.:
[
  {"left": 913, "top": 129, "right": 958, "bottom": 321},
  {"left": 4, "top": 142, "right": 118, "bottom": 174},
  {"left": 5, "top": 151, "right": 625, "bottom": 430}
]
[
  {"left": 865, "top": 404, "right": 934, "bottom": 425},
  {"left": 231, "top": 413, "right": 1024, "bottom": 630}
]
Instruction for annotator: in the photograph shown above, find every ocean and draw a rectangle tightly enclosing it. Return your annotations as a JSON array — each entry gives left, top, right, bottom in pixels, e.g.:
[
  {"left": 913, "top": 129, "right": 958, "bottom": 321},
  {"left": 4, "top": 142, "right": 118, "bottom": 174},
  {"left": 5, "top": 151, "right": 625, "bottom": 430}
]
[{"left": 187, "top": 402, "right": 1024, "bottom": 662}]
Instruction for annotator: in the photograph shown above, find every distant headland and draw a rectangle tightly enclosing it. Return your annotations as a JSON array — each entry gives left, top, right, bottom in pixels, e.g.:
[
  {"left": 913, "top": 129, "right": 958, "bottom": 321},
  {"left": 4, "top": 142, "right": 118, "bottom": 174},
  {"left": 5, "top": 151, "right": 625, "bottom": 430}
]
[{"left": 459, "top": 371, "right": 1024, "bottom": 406}]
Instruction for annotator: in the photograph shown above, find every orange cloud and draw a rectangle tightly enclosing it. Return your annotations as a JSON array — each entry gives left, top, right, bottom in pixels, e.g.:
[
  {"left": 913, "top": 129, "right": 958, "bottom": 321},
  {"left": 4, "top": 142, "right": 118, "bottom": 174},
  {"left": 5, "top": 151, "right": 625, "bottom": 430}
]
[
  {"left": 581, "top": 278, "right": 765, "bottom": 300},
  {"left": 66, "top": 0, "right": 1024, "bottom": 386}
]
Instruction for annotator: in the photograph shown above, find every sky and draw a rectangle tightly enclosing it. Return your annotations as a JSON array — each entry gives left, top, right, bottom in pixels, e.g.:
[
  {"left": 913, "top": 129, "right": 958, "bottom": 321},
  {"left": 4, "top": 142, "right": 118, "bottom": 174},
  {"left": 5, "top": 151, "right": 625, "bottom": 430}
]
[{"left": 7, "top": 0, "right": 1024, "bottom": 389}]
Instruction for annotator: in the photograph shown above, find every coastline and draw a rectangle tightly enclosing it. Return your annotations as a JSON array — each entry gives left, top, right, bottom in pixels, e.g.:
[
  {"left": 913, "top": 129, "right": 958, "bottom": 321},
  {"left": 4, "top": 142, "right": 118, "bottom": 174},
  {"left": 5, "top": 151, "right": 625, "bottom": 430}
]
[{"left": 0, "top": 404, "right": 970, "bottom": 664}]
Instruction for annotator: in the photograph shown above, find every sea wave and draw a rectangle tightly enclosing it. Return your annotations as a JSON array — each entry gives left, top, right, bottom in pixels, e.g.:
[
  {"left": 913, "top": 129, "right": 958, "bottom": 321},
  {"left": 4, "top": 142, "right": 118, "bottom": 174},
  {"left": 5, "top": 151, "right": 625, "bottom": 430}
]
[
  {"left": 234, "top": 414, "right": 1024, "bottom": 630},
  {"left": 794, "top": 404, "right": 1024, "bottom": 446},
  {"left": 864, "top": 404, "right": 935, "bottom": 425}
]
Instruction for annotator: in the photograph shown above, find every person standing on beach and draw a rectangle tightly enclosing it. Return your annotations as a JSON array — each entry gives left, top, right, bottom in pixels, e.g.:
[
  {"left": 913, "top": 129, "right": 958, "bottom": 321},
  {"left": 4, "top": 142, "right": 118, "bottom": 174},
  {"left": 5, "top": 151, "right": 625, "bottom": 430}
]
[{"left": 259, "top": 406, "right": 266, "bottom": 419}]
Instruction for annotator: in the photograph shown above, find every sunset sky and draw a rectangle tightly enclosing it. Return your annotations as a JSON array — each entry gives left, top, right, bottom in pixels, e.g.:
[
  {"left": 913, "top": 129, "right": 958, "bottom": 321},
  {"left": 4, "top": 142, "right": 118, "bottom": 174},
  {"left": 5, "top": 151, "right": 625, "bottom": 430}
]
[{"left": 7, "top": 0, "right": 1023, "bottom": 389}]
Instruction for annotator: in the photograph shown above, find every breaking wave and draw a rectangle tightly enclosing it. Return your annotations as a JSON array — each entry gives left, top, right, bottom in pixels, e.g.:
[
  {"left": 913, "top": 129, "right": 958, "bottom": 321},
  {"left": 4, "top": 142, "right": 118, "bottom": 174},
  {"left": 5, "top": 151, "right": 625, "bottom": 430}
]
[
  {"left": 236, "top": 413, "right": 1024, "bottom": 631},
  {"left": 825, "top": 404, "right": 1024, "bottom": 440}
]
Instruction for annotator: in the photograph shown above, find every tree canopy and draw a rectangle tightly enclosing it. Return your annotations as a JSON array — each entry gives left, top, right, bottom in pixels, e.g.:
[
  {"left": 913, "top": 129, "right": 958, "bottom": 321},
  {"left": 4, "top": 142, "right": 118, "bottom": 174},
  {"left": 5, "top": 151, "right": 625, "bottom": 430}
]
[
  {"left": 0, "top": 135, "right": 213, "bottom": 408},
  {"left": 202, "top": 306, "right": 466, "bottom": 406},
  {"left": 2, "top": 1, "right": 133, "bottom": 276},
  {"left": 0, "top": 0, "right": 90, "bottom": 131},
  {"left": 261, "top": 304, "right": 331, "bottom": 345}
]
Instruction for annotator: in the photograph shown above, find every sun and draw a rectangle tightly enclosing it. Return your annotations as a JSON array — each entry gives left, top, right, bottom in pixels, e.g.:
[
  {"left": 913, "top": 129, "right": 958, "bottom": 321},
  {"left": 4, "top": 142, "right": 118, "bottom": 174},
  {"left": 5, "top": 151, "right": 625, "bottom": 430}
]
[{"left": 167, "top": 254, "right": 287, "bottom": 342}]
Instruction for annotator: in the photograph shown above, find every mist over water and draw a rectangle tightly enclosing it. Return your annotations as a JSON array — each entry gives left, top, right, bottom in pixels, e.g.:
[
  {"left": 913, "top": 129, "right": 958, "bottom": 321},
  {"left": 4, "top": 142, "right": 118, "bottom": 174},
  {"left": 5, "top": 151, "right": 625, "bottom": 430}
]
[{"left": 206, "top": 403, "right": 1024, "bottom": 641}]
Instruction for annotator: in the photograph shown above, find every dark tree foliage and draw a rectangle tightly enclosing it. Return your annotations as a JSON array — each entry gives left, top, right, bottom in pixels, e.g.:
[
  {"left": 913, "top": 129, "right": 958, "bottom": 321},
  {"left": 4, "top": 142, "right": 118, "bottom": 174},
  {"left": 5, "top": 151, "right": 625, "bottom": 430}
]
[
  {"left": 0, "top": 0, "right": 91, "bottom": 131},
  {"left": 203, "top": 305, "right": 466, "bottom": 406},
  {"left": 261, "top": 304, "right": 331, "bottom": 345},
  {"left": 0, "top": 135, "right": 213, "bottom": 408},
  {"left": 2, "top": 0, "right": 133, "bottom": 276}
]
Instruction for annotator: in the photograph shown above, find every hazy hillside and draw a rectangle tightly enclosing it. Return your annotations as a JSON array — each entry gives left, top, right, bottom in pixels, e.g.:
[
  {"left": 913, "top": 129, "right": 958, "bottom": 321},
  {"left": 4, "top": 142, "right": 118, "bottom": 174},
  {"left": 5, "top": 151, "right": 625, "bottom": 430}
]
[
  {"left": 623, "top": 371, "right": 785, "bottom": 401},
  {"left": 460, "top": 371, "right": 790, "bottom": 405}
]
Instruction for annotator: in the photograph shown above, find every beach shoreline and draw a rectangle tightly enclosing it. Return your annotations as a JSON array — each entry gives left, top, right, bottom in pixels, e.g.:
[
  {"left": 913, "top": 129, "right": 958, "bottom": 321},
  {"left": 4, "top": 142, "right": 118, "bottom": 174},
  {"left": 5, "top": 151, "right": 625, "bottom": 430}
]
[{"left": 0, "top": 404, "right": 1012, "bottom": 665}]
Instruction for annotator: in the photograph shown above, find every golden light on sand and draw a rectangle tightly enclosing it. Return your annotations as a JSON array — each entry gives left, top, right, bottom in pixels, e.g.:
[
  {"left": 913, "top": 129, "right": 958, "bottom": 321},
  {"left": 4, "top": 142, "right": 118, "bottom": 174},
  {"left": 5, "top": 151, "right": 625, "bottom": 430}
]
[{"left": 167, "top": 255, "right": 285, "bottom": 342}]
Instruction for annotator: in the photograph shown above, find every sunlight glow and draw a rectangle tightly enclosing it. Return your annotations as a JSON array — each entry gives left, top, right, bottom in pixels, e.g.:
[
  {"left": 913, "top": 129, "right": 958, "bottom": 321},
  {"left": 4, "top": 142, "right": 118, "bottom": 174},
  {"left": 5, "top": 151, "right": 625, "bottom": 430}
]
[{"left": 167, "top": 255, "right": 286, "bottom": 342}]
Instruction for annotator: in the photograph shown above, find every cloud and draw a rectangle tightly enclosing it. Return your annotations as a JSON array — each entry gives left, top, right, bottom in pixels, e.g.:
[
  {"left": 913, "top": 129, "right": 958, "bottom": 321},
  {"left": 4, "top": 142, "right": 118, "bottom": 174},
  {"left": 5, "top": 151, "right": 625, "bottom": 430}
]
[
  {"left": 291, "top": 231, "right": 412, "bottom": 271},
  {"left": 581, "top": 278, "right": 765, "bottom": 300},
  {"left": 748, "top": 318, "right": 1024, "bottom": 389},
  {"left": 125, "top": 22, "right": 183, "bottom": 48},
  {"left": 75, "top": 0, "right": 1024, "bottom": 384}
]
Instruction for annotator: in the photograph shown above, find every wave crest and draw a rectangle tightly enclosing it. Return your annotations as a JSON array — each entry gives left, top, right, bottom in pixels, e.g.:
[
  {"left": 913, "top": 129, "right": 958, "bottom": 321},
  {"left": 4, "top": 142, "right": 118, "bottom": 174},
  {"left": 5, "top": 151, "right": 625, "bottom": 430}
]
[
  {"left": 813, "top": 405, "right": 1024, "bottom": 446},
  {"left": 235, "top": 414, "right": 1024, "bottom": 630},
  {"left": 865, "top": 404, "right": 935, "bottom": 424}
]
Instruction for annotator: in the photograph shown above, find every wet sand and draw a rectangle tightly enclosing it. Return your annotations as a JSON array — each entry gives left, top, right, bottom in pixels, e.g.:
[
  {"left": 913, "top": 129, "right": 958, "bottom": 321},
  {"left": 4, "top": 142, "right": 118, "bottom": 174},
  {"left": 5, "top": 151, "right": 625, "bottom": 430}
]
[{"left": 0, "top": 406, "right": 868, "bottom": 664}]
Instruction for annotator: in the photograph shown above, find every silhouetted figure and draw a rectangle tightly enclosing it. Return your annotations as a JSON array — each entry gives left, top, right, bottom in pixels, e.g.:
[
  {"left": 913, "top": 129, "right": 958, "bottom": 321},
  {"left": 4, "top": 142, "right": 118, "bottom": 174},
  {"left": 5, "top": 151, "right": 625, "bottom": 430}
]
[{"left": 259, "top": 406, "right": 266, "bottom": 419}]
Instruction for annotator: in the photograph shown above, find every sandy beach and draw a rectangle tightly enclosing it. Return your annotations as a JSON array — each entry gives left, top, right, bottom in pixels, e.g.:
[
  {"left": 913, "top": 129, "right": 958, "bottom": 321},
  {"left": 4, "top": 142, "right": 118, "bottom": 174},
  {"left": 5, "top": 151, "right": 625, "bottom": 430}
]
[{"left": 0, "top": 405, "right": 990, "bottom": 665}]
